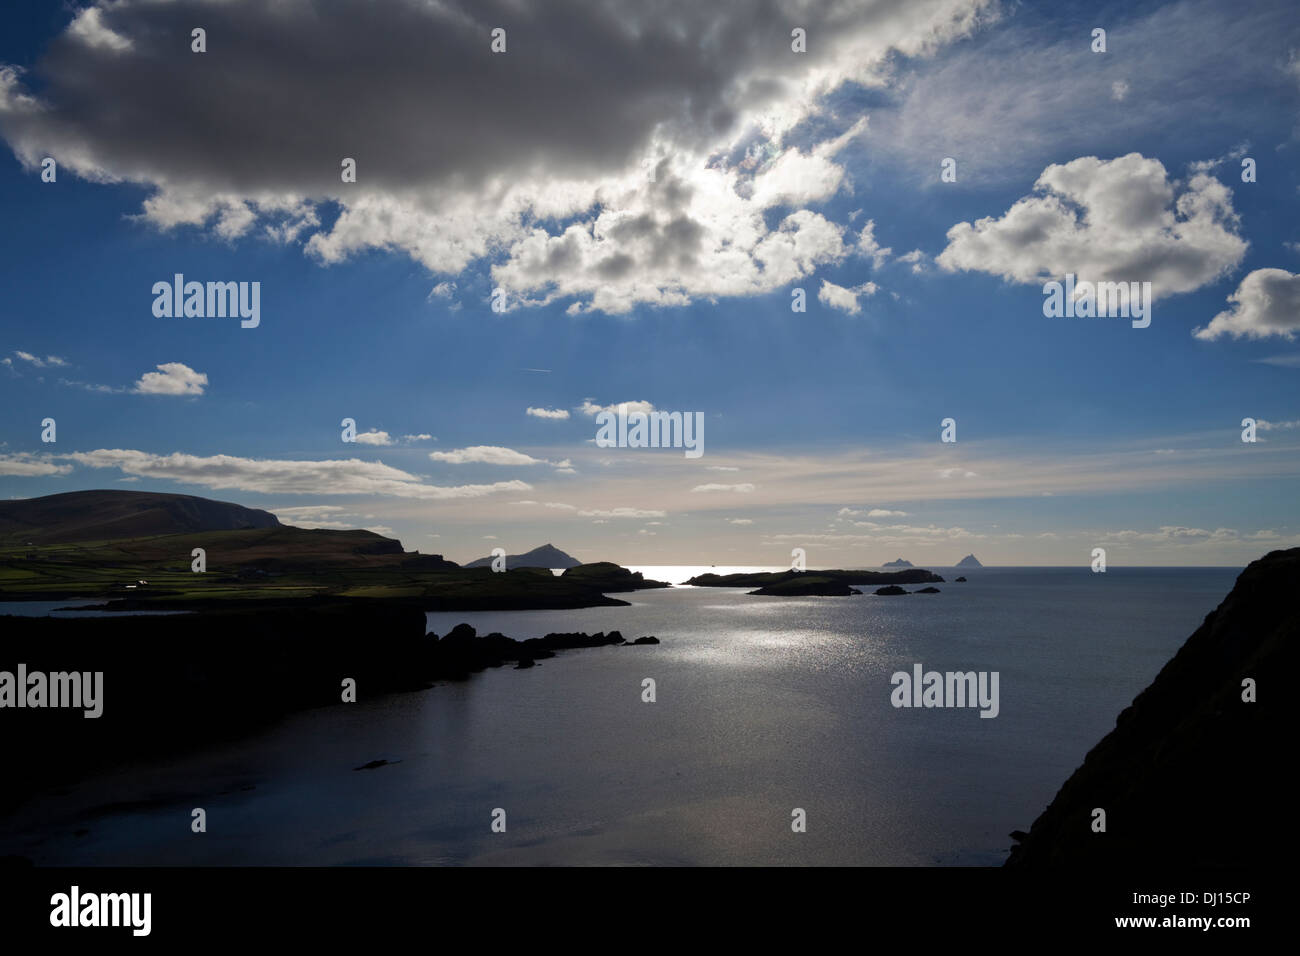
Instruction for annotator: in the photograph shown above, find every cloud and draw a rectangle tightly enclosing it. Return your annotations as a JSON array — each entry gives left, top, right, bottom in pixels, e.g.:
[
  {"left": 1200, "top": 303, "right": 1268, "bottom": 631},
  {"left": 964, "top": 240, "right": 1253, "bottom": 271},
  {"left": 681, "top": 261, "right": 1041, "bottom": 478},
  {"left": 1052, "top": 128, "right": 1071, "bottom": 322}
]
[
  {"left": 839, "top": 507, "right": 910, "bottom": 518},
  {"left": 856, "top": 219, "right": 892, "bottom": 268},
  {"left": 67, "top": 7, "right": 133, "bottom": 53},
  {"left": 132, "top": 362, "right": 207, "bottom": 396},
  {"left": 937, "top": 154, "right": 1247, "bottom": 299},
  {"left": 526, "top": 407, "right": 570, "bottom": 420},
  {"left": 0, "top": 453, "right": 73, "bottom": 477},
  {"left": 59, "top": 448, "right": 532, "bottom": 499},
  {"left": 578, "top": 507, "right": 667, "bottom": 518},
  {"left": 0, "top": 0, "right": 993, "bottom": 314},
  {"left": 59, "top": 378, "right": 124, "bottom": 394},
  {"left": 869, "top": 0, "right": 1299, "bottom": 186},
  {"left": 579, "top": 399, "right": 655, "bottom": 417},
  {"left": 354, "top": 430, "right": 393, "bottom": 446},
  {"left": 1194, "top": 268, "right": 1300, "bottom": 341},
  {"left": 1098, "top": 526, "right": 1247, "bottom": 544},
  {"left": 1255, "top": 353, "right": 1300, "bottom": 368},
  {"left": 817, "top": 278, "right": 878, "bottom": 314},
  {"left": 897, "top": 249, "right": 928, "bottom": 274},
  {"left": 429, "top": 446, "right": 545, "bottom": 466},
  {"left": 707, "top": 465, "right": 740, "bottom": 472},
  {"left": 727, "top": 518, "right": 754, "bottom": 525},
  {"left": 273, "top": 505, "right": 387, "bottom": 530},
  {"left": 1256, "top": 418, "right": 1300, "bottom": 431},
  {"left": 402, "top": 433, "right": 433, "bottom": 442},
  {"left": 691, "top": 482, "right": 756, "bottom": 493},
  {"left": 13, "top": 351, "right": 69, "bottom": 368}
]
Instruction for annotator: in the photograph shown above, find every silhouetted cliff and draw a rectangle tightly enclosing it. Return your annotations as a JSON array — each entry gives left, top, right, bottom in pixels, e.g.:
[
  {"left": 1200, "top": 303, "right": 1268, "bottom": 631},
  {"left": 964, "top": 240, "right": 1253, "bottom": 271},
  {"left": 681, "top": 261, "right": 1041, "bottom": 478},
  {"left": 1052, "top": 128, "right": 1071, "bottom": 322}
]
[{"left": 1006, "top": 548, "right": 1295, "bottom": 866}]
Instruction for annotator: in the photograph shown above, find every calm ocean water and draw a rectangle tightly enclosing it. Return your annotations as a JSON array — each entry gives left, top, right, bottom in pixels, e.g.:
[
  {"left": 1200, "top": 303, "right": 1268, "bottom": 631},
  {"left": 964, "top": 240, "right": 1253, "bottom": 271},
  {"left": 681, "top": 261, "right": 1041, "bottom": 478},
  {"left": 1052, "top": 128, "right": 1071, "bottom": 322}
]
[{"left": 0, "top": 566, "right": 1240, "bottom": 865}]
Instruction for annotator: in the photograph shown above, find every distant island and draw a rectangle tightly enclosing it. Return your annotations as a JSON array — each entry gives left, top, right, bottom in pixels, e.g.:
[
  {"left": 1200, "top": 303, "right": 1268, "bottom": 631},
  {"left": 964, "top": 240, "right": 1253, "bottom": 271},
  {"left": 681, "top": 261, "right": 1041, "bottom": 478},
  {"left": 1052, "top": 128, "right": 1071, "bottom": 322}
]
[
  {"left": 690, "top": 568, "right": 943, "bottom": 594},
  {"left": 463, "top": 543, "right": 581, "bottom": 569},
  {"left": 955, "top": 554, "right": 983, "bottom": 568},
  {"left": 882, "top": 557, "right": 913, "bottom": 568}
]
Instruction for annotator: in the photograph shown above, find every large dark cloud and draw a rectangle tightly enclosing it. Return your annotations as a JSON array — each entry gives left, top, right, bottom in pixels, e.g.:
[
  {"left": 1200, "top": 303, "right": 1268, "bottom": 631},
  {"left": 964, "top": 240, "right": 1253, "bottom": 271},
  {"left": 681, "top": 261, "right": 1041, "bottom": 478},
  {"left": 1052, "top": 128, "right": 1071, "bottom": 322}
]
[{"left": 0, "top": 0, "right": 991, "bottom": 308}]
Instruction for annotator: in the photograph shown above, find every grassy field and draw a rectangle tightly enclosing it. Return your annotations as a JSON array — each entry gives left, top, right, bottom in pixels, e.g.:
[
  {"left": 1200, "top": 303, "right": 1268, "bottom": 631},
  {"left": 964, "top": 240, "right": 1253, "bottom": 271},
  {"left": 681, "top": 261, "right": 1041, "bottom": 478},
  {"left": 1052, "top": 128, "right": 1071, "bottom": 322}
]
[{"left": 0, "top": 527, "right": 664, "bottom": 610}]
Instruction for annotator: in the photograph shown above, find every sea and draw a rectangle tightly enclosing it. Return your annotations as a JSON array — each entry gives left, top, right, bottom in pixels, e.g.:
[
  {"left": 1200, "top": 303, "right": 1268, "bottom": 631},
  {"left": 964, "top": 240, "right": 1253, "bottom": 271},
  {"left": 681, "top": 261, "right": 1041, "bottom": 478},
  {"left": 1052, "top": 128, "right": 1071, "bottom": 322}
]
[{"left": 0, "top": 566, "right": 1241, "bottom": 866}]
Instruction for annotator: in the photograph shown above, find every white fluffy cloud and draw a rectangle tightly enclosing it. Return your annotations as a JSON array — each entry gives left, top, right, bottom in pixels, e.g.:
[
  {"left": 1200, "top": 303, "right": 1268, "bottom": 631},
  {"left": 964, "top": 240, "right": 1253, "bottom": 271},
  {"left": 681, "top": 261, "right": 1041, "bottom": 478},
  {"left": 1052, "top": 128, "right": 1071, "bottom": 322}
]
[
  {"left": 1194, "top": 268, "right": 1300, "bottom": 340},
  {"left": 526, "top": 407, "right": 570, "bottom": 420},
  {"left": 133, "top": 362, "right": 207, "bottom": 396},
  {"left": 818, "top": 278, "right": 879, "bottom": 314},
  {"left": 938, "top": 154, "right": 1247, "bottom": 299},
  {"left": 354, "top": 430, "right": 393, "bottom": 446},
  {"left": 691, "top": 482, "right": 756, "bottom": 493},
  {"left": 580, "top": 399, "right": 656, "bottom": 417},
  {"left": 0, "top": 453, "right": 73, "bottom": 477}
]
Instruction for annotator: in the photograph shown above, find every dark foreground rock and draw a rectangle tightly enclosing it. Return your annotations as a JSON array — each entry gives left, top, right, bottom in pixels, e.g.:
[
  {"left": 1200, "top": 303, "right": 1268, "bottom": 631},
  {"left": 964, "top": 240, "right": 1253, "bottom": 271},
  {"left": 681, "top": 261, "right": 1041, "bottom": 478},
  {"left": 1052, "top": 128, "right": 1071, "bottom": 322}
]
[
  {"left": 914, "top": 586, "right": 941, "bottom": 594},
  {"left": 874, "top": 585, "right": 910, "bottom": 596},
  {"left": 628, "top": 636, "right": 660, "bottom": 645},
  {"left": 956, "top": 576, "right": 967, "bottom": 582},
  {"left": 1006, "top": 548, "right": 1296, "bottom": 867},
  {"left": 0, "top": 602, "right": 658, "bottom": 815}
]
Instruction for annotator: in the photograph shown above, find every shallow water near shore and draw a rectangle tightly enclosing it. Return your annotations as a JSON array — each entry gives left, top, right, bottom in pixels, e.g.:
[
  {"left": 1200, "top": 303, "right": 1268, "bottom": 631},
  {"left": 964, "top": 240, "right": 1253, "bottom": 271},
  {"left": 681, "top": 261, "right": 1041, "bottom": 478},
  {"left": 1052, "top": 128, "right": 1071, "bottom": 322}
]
[{"left": 0, "top": 567, "right": 1239, "bottom": 865}]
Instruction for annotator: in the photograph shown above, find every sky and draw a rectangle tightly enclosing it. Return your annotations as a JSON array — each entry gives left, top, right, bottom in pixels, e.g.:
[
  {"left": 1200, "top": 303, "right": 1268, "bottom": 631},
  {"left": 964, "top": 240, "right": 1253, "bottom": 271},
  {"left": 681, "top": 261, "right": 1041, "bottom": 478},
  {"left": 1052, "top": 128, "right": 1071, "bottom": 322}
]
[{"left": 1, "top": 0, "right": 1298, "bottom": 567}]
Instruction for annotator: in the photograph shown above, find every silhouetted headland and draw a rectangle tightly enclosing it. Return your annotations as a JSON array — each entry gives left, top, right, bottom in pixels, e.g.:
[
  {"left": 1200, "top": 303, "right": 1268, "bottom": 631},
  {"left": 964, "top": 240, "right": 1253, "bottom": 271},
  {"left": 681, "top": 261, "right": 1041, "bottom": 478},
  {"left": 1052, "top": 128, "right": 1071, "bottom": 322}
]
[{"left": 1006, "top": 548, "right": 1294, "bottom": 867}]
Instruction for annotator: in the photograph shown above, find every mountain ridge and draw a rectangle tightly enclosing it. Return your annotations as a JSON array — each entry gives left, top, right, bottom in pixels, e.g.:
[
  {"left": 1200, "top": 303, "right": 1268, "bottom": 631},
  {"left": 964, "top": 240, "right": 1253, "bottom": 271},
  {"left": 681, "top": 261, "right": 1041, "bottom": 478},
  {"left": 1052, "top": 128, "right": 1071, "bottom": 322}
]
[{"left": 0, "top": 489, "right": 280, "bottom": 545}]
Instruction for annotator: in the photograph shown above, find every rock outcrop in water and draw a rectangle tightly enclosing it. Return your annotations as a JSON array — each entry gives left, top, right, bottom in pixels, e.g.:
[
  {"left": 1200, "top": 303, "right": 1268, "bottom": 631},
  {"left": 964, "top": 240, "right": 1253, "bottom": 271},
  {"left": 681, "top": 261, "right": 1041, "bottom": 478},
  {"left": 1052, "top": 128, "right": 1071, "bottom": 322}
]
[
  {"left": 874, "top": 585, "right": 909, "bottom": 596},
  {"left": 748, "top": 577, "right": 862, "bottom": 596},
  {"left": 1005, "top": 548, "right": 1296, "bottom": 867}
]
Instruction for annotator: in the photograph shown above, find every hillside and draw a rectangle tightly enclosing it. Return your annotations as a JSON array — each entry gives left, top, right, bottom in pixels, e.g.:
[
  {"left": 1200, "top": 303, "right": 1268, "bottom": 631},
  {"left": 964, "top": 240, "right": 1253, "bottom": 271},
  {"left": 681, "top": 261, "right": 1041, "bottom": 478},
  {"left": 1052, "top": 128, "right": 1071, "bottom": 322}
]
[
  {"left": 0, "top": 489, "right": 280, "bottom": 545},
  {"left": 1006, "top": 548, "right": 1295, "bottom": 866}
]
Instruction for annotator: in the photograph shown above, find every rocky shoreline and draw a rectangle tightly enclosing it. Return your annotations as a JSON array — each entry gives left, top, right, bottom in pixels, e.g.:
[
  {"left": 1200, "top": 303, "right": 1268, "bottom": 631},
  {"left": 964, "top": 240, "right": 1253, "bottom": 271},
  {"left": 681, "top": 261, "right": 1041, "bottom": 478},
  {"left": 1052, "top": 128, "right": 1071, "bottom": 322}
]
[{"left": 0, "top": 601, "right": 661, "bottom": 816}]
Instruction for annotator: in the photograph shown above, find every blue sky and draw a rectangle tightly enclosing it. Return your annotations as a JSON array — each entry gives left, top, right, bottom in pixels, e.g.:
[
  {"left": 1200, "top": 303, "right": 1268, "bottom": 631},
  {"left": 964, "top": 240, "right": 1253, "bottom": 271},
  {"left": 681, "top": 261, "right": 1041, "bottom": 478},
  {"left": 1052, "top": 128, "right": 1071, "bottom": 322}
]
[{"left": 2, "top": 0, "right": 1298, "bottom": 565}]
